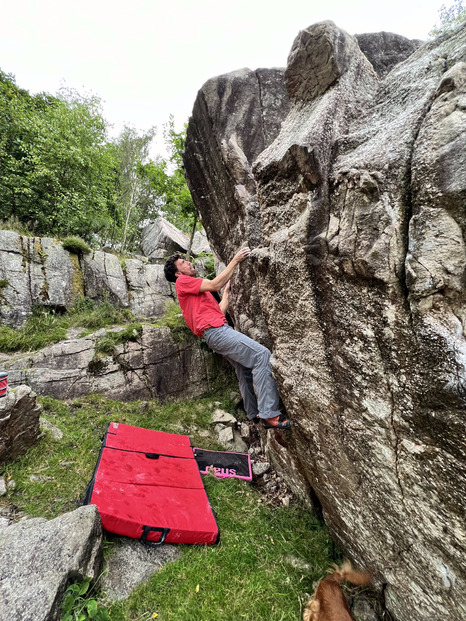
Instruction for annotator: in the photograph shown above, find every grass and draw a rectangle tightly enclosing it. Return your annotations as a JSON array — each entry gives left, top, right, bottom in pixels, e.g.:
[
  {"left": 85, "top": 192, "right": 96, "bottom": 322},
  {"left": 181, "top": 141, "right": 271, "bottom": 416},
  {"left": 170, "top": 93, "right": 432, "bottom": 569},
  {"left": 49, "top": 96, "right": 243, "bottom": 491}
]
[
  {"left": 1, "top": 391, "right": 337, "bottom": 621},
  {"left": 62, "top": 235, "right": 92, "bottom": 255},
  {"left": 155, "top": 301, "right": 191, "bottom": 342},
  {"left": 0, "top": 299, "right": 136, "bottom": 353}
]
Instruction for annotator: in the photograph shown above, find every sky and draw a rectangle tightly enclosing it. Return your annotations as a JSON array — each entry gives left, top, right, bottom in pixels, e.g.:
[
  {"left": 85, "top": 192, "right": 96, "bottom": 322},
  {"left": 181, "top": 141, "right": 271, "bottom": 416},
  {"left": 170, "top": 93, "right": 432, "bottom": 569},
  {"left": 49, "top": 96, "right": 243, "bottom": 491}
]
[{"left": 2, "top": 0, "right": 446, "bottom": 156}]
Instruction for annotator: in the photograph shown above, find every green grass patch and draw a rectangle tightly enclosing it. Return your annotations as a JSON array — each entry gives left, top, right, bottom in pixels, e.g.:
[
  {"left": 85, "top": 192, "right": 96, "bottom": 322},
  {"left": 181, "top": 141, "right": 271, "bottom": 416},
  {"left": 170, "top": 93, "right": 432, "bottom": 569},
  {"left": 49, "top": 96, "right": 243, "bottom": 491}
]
[
  {"left": 62, "top": 236, "right": 92, "bottom": 255},
  {"left": 0, "top": 300, "right": 136, "bottom": 353},
  {"left": 156, "top": 301, "right": 191, "bottom": 342},
  {"left": 1, "top": 391, "right": 336, "bottom": 621}
]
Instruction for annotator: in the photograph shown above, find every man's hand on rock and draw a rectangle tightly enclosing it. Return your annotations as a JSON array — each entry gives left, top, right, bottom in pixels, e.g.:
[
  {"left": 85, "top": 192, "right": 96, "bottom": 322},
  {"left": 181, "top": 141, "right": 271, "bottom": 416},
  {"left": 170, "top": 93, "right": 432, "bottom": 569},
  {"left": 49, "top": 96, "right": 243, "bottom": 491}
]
[{"left": 234, "top": 247, "right": 251, "bottom": 264}]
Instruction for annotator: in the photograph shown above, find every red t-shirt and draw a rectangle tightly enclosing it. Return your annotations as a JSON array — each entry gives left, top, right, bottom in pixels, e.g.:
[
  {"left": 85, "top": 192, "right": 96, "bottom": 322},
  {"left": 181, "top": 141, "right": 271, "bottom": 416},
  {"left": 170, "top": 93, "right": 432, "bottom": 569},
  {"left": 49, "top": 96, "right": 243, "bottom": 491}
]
[{"left": 175, "top": 275, "right": 227, "bottom": 337}]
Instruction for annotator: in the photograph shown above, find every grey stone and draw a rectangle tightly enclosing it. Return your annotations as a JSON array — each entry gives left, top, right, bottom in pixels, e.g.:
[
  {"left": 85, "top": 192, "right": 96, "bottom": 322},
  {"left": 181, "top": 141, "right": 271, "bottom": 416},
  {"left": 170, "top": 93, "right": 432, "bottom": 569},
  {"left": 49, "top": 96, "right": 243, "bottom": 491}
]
[
  {"left": 0, "top": 385, "right": 41, "bottom": 464},
  {"left": 183, "top": 19, "right": 466, "bottom": 621},
  {"left": 191, "top": 230, "right": 211, "bottom": 255},
  {"left": 211, "top": 409, "right": 237, "bottom": 426},
  {"left": 82, "top": 250, "right": 129, "bottom": 308},
  {"left": 125, "top": 258, "right": 173, "bottom": 319},
  {"left": 355, "top": 31, "right": 422, "bottom": 77},
  {"left": 141, "top": 217, "right": 189, "bottom": 260},
  {"left": 101, "top": 538, "right": 181, "bottom": 601},
  {"left": 0, "top": 505, "right": 102, "bottom": 621},
  {"left": 217, "top": 426, "right": 234, "bottom": 446},
  {"left": 252, "top": 461, "right": 271, "bottom": 476},
  {"left": 0, "top": 477, "right": 6, "bottom": 496},
  {"left": 0, "top": 232, "right": 80, "bottom": 327},
  {"left": 40, "top": 417, "right": 64, "bottom": 440}
]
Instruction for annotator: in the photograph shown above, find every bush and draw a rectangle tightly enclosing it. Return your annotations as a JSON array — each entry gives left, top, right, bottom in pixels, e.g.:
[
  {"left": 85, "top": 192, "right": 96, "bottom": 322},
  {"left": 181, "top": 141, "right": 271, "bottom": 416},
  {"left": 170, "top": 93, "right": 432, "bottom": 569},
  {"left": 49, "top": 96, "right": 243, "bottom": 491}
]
[{"left": 62, "top": 236, "right": 92, "bottom": 255}]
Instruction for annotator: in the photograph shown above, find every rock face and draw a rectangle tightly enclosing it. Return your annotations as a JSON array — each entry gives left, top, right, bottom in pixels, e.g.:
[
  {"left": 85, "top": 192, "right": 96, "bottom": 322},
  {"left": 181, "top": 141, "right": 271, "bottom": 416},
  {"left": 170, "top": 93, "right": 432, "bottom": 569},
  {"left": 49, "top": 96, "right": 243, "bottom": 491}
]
[
  {"left": 0, "top": 385, "right": 42, "bottom": 464},
  {"left": 183, "top": 21, "right": 466, "bottom": 621},
  {"left": 4, "top": 325, "right": 221, "bottom": 402},
  {"left": 0, "top": 504, "right": 102, "bottom": 621}
]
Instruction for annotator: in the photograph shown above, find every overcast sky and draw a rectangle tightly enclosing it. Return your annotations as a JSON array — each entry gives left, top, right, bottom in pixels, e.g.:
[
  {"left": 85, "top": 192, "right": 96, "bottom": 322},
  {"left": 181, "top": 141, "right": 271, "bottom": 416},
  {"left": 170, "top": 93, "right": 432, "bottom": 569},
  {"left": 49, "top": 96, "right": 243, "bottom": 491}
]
[{"left": 2, "top": 0, "right": 445, "bottom": 155}]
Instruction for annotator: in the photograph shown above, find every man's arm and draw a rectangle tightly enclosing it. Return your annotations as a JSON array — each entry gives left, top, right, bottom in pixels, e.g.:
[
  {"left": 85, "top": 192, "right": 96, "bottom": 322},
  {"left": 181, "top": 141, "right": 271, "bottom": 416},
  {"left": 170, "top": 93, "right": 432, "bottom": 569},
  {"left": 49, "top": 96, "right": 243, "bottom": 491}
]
[
  {"left": 219, "top": 281, "right": 230, "bottom": 314},
  {"left": 199, "top": 247, "right": 250, "bottom": 292}
]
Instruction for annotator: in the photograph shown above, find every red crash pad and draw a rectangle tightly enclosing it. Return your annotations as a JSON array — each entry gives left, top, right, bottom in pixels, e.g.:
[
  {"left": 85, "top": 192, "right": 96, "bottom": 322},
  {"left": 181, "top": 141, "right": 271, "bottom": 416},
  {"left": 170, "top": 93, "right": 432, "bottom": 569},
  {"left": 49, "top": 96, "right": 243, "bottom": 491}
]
[{"left": 84, "top": 422, "right": 219, "bottom": 546}]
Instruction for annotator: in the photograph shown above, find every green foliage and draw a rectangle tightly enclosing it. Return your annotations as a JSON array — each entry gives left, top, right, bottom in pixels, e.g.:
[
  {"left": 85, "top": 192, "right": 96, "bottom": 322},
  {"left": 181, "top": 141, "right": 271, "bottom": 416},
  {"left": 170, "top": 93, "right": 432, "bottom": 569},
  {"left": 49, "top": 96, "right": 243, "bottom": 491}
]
[
  {"left": 61, "top": 577, "right": 110, "bottom": 621},
  {"left": 138, "top": 116, "right": 197, "bottom": 234},
  {"left": 0, "top": 300, "right": 135, "bottom": 353},
  {"left": 94, "top": 324, "right": 143, "bottom": 355},
  {"left": 156, "top": 300, "right": 191, "bottom": 341},
  {"left": 0, "top": 73, "right": 119, "bottom": 240},
  {"left": 62, "top": 236, "right": 92, "bottom": 255},
  {"left": 429, "top": 0, "right": 466, "bottom": 37}
]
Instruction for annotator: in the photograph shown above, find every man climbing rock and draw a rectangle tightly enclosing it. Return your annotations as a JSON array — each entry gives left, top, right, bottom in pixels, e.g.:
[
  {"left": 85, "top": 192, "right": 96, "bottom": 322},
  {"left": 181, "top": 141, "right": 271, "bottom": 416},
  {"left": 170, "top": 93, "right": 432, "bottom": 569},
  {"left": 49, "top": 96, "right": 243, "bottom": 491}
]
[{"left": 164, "top": 248, "right": 290, "bottom": 429}]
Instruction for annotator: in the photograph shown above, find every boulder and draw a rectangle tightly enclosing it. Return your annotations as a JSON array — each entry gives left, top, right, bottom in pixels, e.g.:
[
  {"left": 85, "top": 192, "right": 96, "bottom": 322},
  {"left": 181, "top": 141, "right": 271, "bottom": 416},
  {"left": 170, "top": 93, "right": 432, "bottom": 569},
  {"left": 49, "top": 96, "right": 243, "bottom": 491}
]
[
  {"left": 101, "top": 538, "right": 181, "bottom": 601},
  {"left": 0, "top": 231, "right": 80, "bottom": 327},
  {"left": 0, "top": 385, "right": 41, "bottom": 464},
  {"left": 355, "top": 31, "right": 422, "bottom": 77},
  {"left": 4, "top": 325, "right": 227, "bottom": 403},
  {"left": 0, "top": 504, "right": 102, "bottom": 621},
  {"left": 82, "top": 250, "right": 129, "bottom": 308},
  {"left": 124, "top": 258, "right": 174, "bottom": 318},
  {"left": 191, "top": 229, "right": 211, "bottom": 255},
  {"left": 141, "top": 217, "right": 189, "bottom": 260},
  {"left": 183, "top": 20, "right": 466, "bottom": 621}
]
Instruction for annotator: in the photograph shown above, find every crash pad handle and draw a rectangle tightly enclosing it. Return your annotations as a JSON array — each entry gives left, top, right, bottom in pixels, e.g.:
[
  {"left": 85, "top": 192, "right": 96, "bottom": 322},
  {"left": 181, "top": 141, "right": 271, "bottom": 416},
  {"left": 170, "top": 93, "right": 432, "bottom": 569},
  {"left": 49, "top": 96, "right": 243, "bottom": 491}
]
[
  {"left": 144, "top": 453, "right": 160, "bottom": 459},
  {"left": 140, "top": 525, "right": 170, "bottom": 546}
]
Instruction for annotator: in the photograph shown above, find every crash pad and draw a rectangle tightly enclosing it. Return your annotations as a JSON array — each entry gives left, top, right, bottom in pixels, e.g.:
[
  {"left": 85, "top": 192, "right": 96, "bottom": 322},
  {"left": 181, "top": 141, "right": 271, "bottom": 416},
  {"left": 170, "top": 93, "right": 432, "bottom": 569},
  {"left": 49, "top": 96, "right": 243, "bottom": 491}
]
[{"left": 84, "top": 422, "right": 219, "bottom": 546}]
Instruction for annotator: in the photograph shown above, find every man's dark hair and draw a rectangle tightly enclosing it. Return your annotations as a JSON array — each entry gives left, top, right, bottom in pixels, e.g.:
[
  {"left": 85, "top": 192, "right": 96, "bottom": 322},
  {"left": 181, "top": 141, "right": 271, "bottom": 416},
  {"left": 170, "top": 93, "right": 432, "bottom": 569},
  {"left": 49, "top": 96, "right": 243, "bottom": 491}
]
[{"left": 164, "top": 254, "right": 181, "bottom": 283}]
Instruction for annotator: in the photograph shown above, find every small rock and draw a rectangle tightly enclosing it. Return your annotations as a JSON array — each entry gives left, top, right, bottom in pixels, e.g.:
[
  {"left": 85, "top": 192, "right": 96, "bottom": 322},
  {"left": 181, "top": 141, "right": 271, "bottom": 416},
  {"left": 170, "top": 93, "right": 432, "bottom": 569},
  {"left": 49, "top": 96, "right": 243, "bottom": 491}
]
[
  {"left": 240, "top": 422, "right": 250, "bottom": 440},
  {"left": 7, "top": 479, "right": 16, "bottom": 490},
  {"left": 252, "top": 461, "right": 271, "bottom": 476},
  {"left": 217, "top": 426, "right": 234, "bottom": 445},
  {"left": 212, "top": 409, "right": 237, "bottom": 426},
  {"left": 231, "top": 430, "right": 248, "bottom": 453},
  {"left": 40, "top": 418, "right": 64, "bottom": 440},
  {"left": 0, "top": 478, "right": 7, "bottom": 496},
  {"left": 29, "top": 474, "right": 54, "bottom": 483}
]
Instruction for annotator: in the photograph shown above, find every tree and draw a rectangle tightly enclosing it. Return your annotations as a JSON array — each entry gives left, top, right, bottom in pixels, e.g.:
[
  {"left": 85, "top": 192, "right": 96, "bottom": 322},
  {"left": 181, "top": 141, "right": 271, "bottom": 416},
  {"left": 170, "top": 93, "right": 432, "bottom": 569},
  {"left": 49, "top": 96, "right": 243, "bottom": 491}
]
[
  {"left": 110, "top": 125, "right": 158, "bottom": 251},
  {"left": 0, "top": 74, "right": 118, "bottom": 239},
  {"left": 429, "top": 0, "right": 466, "bottom": 37},
  {"left": 138, "top": 117, "right": 198, "bottom": 253}
]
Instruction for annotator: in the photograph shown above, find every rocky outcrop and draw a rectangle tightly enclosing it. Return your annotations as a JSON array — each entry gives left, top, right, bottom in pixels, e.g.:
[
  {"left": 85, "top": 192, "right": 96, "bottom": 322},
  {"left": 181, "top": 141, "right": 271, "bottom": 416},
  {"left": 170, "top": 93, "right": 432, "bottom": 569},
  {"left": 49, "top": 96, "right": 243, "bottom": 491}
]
[
  {"left": 4, "top": 325, "right": 222, "bottom": 402},
  {"left": 0, "top": 385, "right": 41, "bottom": 464},
  {"left": 0, "top": 505, "right": 102, "bottom": 621},
  {"left": 183, "top": 20, "right": 466, "bottom": 621},
  {"left": 0, "top": 217, "right": 212, "bottom": 328}
]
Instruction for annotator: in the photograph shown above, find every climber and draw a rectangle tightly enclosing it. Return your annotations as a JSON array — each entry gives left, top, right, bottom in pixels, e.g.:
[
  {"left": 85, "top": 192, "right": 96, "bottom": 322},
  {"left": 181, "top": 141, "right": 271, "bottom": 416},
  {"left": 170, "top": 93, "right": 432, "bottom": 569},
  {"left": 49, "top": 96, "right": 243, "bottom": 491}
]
[{"left": 163, "top": 248, "right": 290, "bottom": 429}]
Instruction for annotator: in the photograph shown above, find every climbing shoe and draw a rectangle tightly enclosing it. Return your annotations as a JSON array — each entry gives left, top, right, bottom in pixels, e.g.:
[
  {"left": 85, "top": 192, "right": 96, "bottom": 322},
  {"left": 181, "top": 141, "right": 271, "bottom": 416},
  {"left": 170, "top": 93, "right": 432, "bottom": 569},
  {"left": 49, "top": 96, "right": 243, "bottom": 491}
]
[{"left": 262, "top": 415, "right": 290, "bottom": 430}]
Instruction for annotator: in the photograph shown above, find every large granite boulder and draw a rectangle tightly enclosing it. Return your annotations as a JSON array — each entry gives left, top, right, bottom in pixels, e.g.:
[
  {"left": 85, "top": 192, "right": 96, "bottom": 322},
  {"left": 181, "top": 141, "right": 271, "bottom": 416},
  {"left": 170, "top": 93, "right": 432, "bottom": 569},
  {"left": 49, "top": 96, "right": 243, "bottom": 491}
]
[
  {"left": 0, "top": 504, "right": 102, "bottom": 621},
  {"left": 183, "top": 20, "right": 466, "bottom": 621},
  {"left": 0, "top": 385, "right": 42, "bottom": 464},
  {"left": 4, "top": 325, "right": 224, "bottom": 402}
]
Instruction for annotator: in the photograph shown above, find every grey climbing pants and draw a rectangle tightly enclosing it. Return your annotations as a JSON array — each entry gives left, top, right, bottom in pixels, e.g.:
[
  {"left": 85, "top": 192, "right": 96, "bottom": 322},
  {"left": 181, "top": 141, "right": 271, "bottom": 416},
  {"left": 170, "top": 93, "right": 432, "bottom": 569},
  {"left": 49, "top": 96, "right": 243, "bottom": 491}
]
[{"left": 203, "top": 325, "right": 280, "bottom": 420}]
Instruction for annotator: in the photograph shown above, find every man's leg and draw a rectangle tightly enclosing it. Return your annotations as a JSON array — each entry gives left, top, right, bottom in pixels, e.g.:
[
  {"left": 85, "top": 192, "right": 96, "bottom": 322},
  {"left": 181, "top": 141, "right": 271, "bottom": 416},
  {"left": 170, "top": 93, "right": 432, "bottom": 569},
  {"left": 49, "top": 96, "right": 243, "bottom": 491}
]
[
  {"left": 224, "top": 357, "right": 258, "bottom": 421},
  {"left": 204, "top": 326, "right": 281, "bottom": 420}
]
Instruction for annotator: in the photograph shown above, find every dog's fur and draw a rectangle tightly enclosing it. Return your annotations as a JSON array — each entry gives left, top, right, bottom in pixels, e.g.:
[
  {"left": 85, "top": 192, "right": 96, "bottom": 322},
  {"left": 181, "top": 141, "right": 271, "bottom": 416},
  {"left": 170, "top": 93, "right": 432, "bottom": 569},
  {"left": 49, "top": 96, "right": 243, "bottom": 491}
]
[{"left": 303, "top": 562, "right": 371, "bottom": 621}]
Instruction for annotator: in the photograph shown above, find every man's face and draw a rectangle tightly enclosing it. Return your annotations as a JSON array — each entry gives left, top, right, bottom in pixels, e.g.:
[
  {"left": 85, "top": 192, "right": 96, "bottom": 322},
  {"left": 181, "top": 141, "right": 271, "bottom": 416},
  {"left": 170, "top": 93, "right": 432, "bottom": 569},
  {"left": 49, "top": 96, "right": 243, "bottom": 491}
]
[{"left": 175, "top": 257, "right": 196, "bottom": 277}]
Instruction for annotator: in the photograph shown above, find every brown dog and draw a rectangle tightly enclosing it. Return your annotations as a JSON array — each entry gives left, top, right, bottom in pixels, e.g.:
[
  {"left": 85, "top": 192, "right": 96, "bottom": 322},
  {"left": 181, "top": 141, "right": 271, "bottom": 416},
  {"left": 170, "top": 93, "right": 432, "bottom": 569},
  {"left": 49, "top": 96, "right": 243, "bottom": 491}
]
[{"left": 303, "top": 561, "right": 371, "bottom": 621}]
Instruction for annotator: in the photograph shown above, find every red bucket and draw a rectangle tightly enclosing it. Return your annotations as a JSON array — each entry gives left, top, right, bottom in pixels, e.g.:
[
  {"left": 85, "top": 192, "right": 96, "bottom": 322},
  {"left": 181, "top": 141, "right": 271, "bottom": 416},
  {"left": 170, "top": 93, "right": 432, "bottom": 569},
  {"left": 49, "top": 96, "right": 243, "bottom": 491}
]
[{"left": 0, "top": 371, "right": 8, "bottom": 398}]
